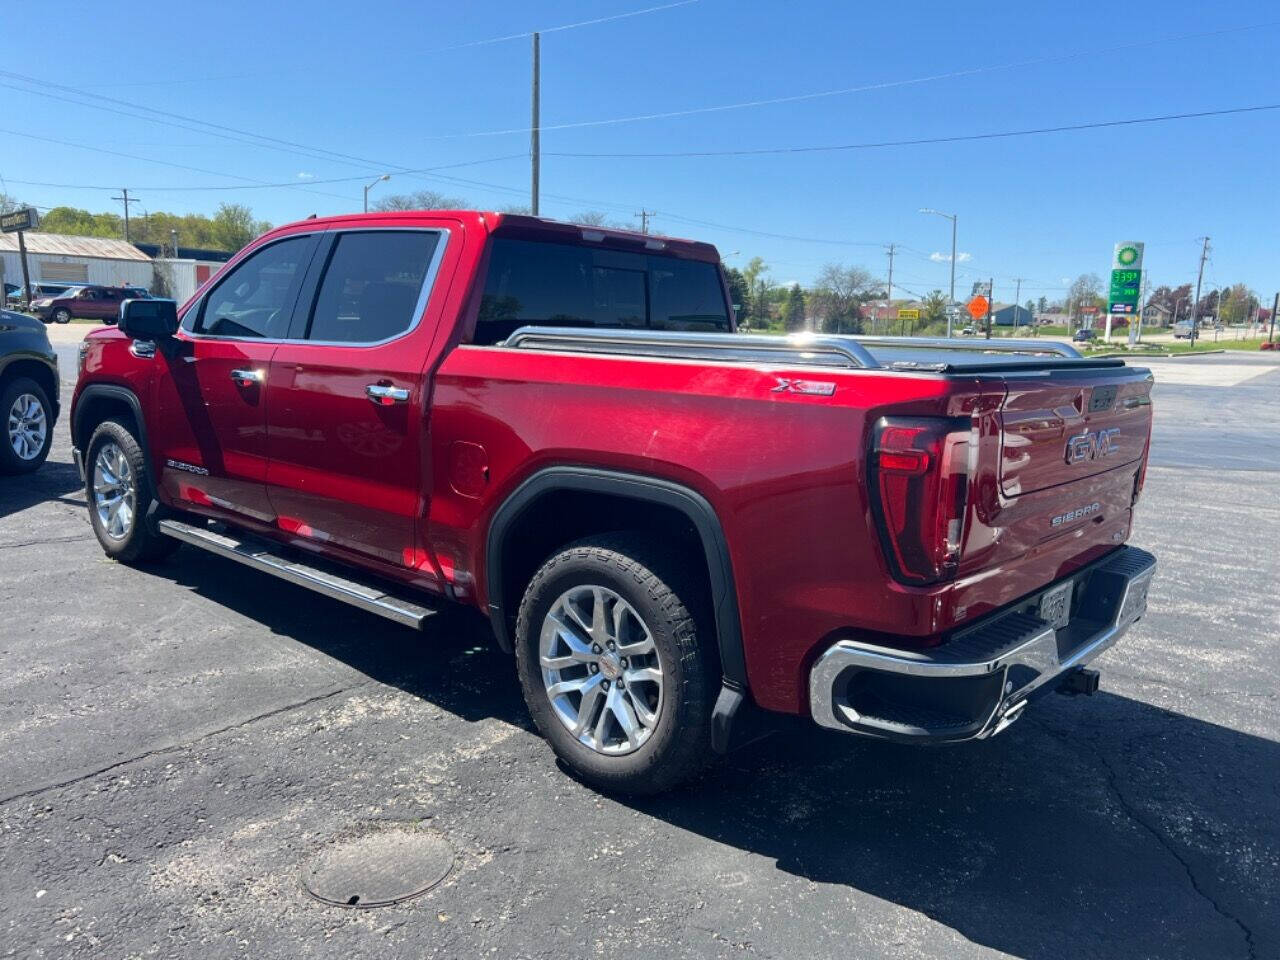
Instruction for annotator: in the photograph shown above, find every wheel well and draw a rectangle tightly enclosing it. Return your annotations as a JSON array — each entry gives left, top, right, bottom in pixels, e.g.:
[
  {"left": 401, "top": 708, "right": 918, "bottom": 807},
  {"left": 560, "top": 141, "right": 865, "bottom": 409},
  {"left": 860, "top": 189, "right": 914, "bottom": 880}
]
[
  {"left": 496, "top": 489, "right": 712, "bottom": 645},
  {"left": 73, "top": 393, "right": 138, "bottom": 450},
  {"left": 2, "top": 359, "right": 58, "bottom": 408}
]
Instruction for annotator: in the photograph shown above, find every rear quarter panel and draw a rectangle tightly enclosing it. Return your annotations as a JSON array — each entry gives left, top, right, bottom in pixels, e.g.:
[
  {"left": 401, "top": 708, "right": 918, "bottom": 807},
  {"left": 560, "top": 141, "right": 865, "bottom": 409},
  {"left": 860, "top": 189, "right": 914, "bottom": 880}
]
[{"left": 428, "top": 346, "right": 962, "bottom": 713}]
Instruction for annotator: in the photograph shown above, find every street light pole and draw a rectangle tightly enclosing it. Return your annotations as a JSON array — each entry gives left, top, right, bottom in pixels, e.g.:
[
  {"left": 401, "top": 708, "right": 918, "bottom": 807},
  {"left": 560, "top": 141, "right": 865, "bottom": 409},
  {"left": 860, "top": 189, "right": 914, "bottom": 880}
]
[
  {"left": 364, "top": 174, "right": 391, "bottom": 213},
  {"left": 920, "top": 208, "right": 958, "bottom": 336}
]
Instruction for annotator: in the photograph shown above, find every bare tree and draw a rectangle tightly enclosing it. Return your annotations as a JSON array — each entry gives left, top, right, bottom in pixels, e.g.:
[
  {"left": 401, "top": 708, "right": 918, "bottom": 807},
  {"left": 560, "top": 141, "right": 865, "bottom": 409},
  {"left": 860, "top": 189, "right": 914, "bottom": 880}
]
[
  {"left": 569, "top": 210, "right": 623, "bottom": 227},
  {"left": 811, "top": 263, "right": 875, "bottom": 333},
  {"left": 373, "top": 190, "right": 468, "bottom": 212}
]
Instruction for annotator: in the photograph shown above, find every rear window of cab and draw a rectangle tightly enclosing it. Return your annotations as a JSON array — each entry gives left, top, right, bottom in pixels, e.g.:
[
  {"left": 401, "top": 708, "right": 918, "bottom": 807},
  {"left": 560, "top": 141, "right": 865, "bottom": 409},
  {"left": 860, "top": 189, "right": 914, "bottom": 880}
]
[{"left": 473, "top": 237, "right": 729, "bottom": 345}]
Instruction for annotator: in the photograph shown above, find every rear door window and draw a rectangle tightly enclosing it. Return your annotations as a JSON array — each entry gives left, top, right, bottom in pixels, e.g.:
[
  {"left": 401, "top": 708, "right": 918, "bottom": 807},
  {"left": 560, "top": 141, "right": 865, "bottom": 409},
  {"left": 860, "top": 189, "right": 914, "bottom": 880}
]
[
  {"left": 303, "top": 230, "right": 441, "bottom": 343},
  {"left": 474, "top": 237, "right": 729, "bottom": 345}
]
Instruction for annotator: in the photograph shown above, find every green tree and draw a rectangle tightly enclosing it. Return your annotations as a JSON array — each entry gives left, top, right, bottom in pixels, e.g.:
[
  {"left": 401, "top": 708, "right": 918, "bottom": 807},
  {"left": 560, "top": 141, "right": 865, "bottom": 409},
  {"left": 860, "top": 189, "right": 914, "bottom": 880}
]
[
  {"left": 208, "top": 204, "right": 271, "bottom": 252},
  {"left": 740, "top": 257, "right": 773, "bottom": 325},
  {"left": 783, "top": 284, "right": 806, "bottom": 332},
  {"left": 1037, "top": 295, "right": 1048, "bottom": 314},
  {"left": 921, "top": 289, "right": 948, "bottom": 325},
  {"left": 722, "top": 266, "right": 749, "bottom": 324}
]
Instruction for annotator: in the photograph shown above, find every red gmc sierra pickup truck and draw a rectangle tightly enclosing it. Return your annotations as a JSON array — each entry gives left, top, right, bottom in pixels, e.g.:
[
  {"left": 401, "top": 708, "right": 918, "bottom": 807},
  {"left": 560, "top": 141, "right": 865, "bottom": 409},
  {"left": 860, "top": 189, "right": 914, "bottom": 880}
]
[{"left": 70, "top": 211, "right": 1157, "bottom": 793}]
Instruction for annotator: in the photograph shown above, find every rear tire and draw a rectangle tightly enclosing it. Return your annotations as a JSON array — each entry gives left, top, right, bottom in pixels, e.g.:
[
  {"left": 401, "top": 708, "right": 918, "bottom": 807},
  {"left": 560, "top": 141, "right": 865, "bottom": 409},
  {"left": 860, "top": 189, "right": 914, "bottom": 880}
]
[
  {"left": 0, "top": 377, "right": 54, "bottom": 475},
  {"left": 515, "top": 534, "right": 716, "bottom": 795},
  {"left": 84, "top": 419, "right": 179, "bottom": 564}
]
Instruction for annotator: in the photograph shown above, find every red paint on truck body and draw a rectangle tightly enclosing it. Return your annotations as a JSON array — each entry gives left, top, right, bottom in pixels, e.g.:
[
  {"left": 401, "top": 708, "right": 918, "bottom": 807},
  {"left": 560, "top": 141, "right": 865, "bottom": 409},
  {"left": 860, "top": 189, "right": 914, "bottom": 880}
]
[{"left": 72, "top": 211, "right": 1153, "bottom": 716}]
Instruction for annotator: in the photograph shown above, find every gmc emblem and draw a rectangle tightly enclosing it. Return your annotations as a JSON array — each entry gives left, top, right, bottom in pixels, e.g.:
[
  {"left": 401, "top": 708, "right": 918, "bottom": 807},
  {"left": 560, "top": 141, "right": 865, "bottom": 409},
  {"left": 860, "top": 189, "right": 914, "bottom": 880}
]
[{"left": 1065, "top": 427, "right": 1120, "bottom": 464}]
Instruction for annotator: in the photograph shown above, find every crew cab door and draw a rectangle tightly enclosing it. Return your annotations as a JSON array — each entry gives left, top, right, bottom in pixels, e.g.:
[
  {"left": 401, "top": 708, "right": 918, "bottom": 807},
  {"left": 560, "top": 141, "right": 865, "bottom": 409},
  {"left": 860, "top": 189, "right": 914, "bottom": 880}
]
[
  {"left": 264, "top": 226, "right": 451, "bottom": 570},
  {"left": 151, "top": 232, "right": 320, "bottom": 525}
]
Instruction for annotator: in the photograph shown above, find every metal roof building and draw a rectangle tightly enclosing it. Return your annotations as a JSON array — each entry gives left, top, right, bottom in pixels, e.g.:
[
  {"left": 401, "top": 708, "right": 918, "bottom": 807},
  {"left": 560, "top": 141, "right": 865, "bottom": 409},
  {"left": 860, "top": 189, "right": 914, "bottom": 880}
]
[{"left": 0, "top": 232, "right": 154, "bottom": 292}]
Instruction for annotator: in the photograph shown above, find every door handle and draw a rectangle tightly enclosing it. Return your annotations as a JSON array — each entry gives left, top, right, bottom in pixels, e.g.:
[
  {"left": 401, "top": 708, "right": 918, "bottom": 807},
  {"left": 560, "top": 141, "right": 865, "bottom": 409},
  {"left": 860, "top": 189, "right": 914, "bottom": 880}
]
[
  {"left": 366, "top": 383, "right": 410, "bottom": 405},
  {"left": 230, "top": 368, "right": 263, "bottom": 387}
]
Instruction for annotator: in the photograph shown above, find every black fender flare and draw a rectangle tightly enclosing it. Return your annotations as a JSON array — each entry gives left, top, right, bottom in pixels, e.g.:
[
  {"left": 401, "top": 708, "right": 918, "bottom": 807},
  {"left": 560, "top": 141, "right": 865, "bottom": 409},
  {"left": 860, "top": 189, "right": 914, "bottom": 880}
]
[
  {"left": 72, "top": 383, "right": 151, "bottom": 458},
  {"left": 484, "top": 466, "right": 748, "bottom": 692}
]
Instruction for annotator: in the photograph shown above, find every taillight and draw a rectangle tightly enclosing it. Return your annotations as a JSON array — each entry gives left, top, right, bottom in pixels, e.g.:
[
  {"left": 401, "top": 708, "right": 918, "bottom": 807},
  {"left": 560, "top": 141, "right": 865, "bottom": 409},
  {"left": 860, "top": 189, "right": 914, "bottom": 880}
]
[{"left": 870, "top": 416, "right": 972, "bottom": 585}]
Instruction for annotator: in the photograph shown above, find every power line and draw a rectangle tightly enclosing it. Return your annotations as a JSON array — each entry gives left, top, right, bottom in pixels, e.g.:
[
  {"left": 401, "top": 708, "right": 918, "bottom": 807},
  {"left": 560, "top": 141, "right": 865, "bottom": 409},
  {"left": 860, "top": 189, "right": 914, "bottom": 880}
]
[
  {"left": 4, "top": 19, "right": 1276, "bottom": 152},
  {"left": 549, "top": 102, "right": 1280, "bottom": 159}
]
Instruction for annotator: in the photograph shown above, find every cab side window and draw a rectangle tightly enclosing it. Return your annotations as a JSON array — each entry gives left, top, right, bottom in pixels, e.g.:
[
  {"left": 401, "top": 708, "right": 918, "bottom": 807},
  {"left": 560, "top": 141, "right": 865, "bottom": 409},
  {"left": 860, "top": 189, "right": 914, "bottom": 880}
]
[
  {"left": 304, "top": 231, "right": 441, "bottom": 343},
  {"left": 196, "top": 235, "right": 315, "bottom": 339}
]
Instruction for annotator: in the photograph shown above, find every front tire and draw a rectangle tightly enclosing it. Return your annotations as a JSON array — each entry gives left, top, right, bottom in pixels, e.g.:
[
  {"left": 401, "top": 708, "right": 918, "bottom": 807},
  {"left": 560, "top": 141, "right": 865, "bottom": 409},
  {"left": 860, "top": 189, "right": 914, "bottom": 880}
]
[
  {"left": 515, "top": 534, "right": 716, "bottom": 794},
  {"left": 85, "top": 419, "right": 179, "bottom": 563},
  {"left": 53, "top": 308, "right": 72, "bottom": 324},
  {"left": 1, "top": 377, "right": 54, "bottom": 475}
]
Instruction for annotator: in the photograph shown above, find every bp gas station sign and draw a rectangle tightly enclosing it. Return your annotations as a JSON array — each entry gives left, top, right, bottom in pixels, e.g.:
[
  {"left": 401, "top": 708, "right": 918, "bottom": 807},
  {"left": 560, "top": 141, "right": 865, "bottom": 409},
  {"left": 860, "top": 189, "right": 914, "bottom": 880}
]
[{"left": 1105, "top": 242, "right": 1144, "bottom": 334}]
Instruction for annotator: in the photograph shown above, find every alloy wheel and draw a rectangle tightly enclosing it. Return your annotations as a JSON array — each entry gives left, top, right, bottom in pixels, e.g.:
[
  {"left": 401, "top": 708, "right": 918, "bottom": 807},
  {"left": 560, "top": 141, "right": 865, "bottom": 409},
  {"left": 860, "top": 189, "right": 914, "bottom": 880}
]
[
  {"left": 539, "top": 584, "right": 665, "bottom": 756},
  {"left": 7, "top": 392, "right": 47, "bottom": 461},
  {"left": 93, "top": 442, "right": 136, "bottom": 540}
]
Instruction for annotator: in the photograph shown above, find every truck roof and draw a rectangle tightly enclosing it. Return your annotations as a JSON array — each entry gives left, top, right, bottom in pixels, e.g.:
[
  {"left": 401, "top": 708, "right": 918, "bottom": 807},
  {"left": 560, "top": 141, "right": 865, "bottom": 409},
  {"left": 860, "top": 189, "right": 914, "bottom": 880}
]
[{"left": 270, "top": 210, "right": 722, "bottom": 263}]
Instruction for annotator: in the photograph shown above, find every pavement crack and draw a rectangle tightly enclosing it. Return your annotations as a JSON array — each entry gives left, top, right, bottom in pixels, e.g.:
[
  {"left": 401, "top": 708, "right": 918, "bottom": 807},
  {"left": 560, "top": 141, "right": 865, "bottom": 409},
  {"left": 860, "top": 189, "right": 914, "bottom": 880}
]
[
  {"left": 0, "top": 534, "right": 94, "bottom": 550},
  {"left": 1031, "top": 718, "right": 1257, "bottom": 960},
  {"left": 0, "top": 681, "right": 371, "bottom": 807}
]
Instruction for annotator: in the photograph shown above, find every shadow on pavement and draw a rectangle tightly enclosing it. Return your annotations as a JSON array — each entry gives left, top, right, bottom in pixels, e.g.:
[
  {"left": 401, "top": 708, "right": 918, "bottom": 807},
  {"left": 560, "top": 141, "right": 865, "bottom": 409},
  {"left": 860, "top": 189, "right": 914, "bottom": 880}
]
[
  {"left": 0, "top": 458, "right": 84, "bottom": 520},
  {"left": 148, "top": 547, "right": 1274, "bottom": 960}
]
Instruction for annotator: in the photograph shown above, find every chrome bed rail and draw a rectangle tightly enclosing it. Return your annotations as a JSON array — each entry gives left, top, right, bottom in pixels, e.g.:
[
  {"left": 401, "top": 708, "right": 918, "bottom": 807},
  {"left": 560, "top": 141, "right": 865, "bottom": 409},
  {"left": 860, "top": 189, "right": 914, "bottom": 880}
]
[{"left": 502, "top": 327, "right": 882, "bottom": 369}]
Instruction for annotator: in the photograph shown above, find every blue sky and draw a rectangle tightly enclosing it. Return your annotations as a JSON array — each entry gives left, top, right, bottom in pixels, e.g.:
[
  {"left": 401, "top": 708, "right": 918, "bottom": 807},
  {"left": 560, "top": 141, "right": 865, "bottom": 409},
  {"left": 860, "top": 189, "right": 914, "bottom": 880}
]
[{"left": 4, "top": 0, "right": 1278, "bottom": 303}]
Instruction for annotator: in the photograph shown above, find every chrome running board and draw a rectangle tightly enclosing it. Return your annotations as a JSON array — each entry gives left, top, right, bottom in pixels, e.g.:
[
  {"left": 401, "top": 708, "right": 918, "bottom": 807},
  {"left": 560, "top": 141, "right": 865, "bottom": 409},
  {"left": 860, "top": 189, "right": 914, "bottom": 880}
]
[{"left": 158, "top": 518, "right": 438, "bottom": 630}]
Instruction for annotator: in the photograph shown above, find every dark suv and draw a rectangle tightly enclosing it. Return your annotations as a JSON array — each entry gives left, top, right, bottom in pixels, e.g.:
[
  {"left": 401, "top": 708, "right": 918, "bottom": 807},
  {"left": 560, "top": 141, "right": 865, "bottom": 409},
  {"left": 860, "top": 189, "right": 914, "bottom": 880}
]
[
  {"left": 31, "top": 285, "right": 150, "bottom": 325},
  {"left": 0, "top": 308, "right": 59, "bottom": 473}
]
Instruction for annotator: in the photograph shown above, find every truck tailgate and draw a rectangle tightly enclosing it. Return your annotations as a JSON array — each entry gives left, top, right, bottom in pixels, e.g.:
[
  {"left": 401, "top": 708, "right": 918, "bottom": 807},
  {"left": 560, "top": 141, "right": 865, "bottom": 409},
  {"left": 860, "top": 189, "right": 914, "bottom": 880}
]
[
  {"left": 999, "top": 366, "right": 1153, "bottom": 497},
  {"left": 945, "top": 363, "right": 1154, "bottom": 624}
]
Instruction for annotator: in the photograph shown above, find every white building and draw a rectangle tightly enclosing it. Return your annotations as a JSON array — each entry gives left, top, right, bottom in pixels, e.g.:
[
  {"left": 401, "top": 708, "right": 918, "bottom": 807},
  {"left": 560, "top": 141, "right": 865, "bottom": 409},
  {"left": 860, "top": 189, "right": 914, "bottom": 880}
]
[
  {"left": 135, "top": 243, "right": 233, "bottom": 304},
  {"left": 0, "top": 233, "right": 153, "bottom": 292}
]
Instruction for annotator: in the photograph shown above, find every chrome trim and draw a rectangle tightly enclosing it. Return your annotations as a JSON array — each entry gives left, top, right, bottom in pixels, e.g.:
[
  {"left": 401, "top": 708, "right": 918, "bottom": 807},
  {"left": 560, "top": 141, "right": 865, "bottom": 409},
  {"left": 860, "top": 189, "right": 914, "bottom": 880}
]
[
  {"left": 809, "top": 549, "right": 1157, "bottom": 739},
  {"left": 180, "top": 226, "right": 450, "bottom": 349},
  {"left": 366, "top": 384, "right": 410, "bottom": 403},
  {"left": 850, "top": 335, "right": 1083, "bottom": 359},
  {"left": 504, "top": 327, "right": 882, "bottom": 369},
  {"left": 229, "top": 368, "right": 264, "bottom": 385},
  {"left": 157, "top": 518, "right": 437, "bottom": 629}
]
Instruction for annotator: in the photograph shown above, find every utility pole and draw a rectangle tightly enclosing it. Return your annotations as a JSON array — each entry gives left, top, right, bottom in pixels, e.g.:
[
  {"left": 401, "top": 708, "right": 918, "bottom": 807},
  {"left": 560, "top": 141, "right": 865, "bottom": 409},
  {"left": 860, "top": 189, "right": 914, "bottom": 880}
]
[
  {"left": 1136, "top": 270, "right": 1148, "bottom": 345},
  {"left": 1269, "top": 292, "right": 1277, "bottom": 344},
  {"left": 111, "top": 188, "right": 139, "bottom": 243},
  {"left": 984, "top": 278, "right": 993, "bottom": 339},
  {"left": 634, "top": 209, "right": 654, "bottom": 234},
  {"left": 884, "top": 243, "right": 895, "bottom": 336},
  {"left": 530, "top": 32, "right": 540, "bottom": 216},
  {"left": 1011, "top": 277, "right": 1024, "bottom": 335},
  {"left": 1190, "top": 236, "right": 1210, "bottom": 345}
]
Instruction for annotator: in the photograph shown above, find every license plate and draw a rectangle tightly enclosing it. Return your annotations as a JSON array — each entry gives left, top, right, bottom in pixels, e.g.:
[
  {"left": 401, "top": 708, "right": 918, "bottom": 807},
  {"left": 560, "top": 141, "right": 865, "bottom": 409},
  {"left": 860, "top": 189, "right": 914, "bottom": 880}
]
[{"left": 1039, "top": 581, "right": 1073, "bottom": 630}]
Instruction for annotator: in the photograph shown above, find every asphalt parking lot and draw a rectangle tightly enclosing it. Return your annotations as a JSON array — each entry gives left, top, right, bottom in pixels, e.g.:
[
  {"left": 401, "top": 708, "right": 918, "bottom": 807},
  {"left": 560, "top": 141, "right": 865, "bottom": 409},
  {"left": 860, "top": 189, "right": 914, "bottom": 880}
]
[{"left": 2, "top": 348, "right": 1278, "bottom": 959}]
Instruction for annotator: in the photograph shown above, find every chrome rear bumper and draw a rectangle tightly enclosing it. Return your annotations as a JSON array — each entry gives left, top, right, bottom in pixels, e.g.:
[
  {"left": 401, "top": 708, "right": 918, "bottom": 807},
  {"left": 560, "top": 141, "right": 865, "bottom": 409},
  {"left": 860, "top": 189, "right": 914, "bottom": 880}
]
[{"left": 809, "top": 546, "right": 1157, "bottom": 742}]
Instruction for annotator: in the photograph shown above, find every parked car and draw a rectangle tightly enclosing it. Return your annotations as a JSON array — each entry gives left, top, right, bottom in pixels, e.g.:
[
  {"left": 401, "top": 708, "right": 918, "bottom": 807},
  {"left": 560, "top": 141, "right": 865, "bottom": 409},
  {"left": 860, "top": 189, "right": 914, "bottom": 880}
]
[
  {"left": 960, "top": 325, "right": 975, "bottom": 335},
  {"left": 70, "top": 211, "right": 1157, "bottom": 793},
  {"left": 0, "top": 308, "right": 59, "bottom": 473},
  {"left": 30, "top": 285, "right": 148, "bottom": 325},
  {"left": 1073, "top": 328, "right": 1096, "bottom": 343}
]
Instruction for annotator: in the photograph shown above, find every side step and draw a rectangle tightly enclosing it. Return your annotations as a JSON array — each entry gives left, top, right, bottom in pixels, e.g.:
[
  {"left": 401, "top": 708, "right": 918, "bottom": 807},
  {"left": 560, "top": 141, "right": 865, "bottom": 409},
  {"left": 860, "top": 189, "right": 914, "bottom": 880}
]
[{"left": 158, "top": 518, "right": 439, "bottom": 630}]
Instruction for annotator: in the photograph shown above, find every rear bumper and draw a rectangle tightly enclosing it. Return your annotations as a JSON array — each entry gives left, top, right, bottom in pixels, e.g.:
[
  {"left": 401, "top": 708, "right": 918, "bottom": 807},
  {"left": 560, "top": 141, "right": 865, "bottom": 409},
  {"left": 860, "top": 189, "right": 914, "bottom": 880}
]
[{"left": 809, "top": 545, "right": 1157, "bottom": 742}]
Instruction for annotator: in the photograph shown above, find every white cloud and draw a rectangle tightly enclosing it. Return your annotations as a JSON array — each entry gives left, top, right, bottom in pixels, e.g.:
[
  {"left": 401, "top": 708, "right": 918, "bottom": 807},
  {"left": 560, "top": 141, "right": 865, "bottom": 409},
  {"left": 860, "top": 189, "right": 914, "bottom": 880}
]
[
  {"left": 930, "top": 251, "right": 972, "bottom": 263},
  {"left": 296, "top": 171, "right": 315, "bottom": 180}
]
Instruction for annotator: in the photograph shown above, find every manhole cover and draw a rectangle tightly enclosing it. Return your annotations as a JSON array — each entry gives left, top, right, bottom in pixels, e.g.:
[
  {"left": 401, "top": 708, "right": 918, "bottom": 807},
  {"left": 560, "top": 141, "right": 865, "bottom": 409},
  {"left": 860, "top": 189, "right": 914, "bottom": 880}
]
[{"left": 301, "top": 825, "right": 454, "bottom": 909}]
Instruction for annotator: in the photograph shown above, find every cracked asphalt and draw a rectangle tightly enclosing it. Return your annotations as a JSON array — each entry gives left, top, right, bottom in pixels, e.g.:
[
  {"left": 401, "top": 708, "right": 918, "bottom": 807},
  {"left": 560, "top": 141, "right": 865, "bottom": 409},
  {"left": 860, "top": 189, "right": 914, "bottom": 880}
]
[{"left": 1, "top": 350, "right": 1278, "bottom": 959}]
